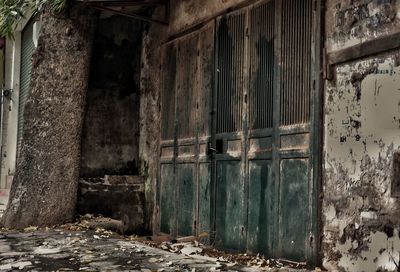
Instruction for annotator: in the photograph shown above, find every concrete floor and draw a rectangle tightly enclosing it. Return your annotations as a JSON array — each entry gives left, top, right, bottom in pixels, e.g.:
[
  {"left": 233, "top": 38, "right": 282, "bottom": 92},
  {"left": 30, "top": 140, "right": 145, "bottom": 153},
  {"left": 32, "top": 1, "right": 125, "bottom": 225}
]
[
  {"left": 0, "top": 192, "right": 313, "bottom": 271},
  {"left": 0, "top": 229, "right": 312, "bottom": 271}
]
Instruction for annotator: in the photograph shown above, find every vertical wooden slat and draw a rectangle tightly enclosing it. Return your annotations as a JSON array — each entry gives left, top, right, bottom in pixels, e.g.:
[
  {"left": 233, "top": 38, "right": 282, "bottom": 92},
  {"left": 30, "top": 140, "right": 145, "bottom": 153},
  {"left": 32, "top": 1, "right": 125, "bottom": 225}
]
[
  {"left": 249, "top": 0, "right": 275, "bottom": 130},
  {"left": 280, "top": 0, "right": 312, "bottom": 126},
  {"left": 161, "top": 43, "right": 176, "bottom": 140},
  {"left": 176, "top": 35, "right": 198, "bottom": 139},
  {"left": 216, "top": 12, "right": 245, "bottom": 134}
]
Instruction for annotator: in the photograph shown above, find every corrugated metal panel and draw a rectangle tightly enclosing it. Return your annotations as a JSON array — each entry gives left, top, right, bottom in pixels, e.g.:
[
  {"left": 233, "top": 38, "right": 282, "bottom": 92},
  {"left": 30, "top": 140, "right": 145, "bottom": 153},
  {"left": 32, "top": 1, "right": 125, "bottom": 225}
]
[
  {"left": 249, "top": 0, "right": 275, "bottom": 130},
  {"left": 216, "top": 11, "right": 246, "bottom": 134},
  {"left": 280, "top": 0, "right": 312, "bottom": 126},
  {"left": 17, "top": 19, "right": 36, "bottom": 158}
]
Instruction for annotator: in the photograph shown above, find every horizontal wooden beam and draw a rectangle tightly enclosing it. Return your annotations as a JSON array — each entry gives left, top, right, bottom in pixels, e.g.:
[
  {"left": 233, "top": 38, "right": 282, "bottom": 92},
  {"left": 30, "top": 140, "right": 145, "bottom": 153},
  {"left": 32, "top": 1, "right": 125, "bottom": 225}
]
[{"left": 328, "top": 32, "right": 400, "bottom": 66}]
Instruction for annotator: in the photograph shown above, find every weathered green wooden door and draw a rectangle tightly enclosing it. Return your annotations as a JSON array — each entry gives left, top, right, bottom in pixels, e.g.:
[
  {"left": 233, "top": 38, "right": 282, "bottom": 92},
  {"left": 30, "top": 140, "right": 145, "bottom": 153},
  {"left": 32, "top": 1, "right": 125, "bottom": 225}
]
[
  {"left": 213, "top": 8, "right": 248, "bottom": 251},
  {"left": 213, "top": 0, "right": 320, "bottom": 263},
  {"left": 158, "top": 0, "right": 321, "bottom": 264},
  {"left": 158, "top": 22, "right": 215, "bottom": 238}
]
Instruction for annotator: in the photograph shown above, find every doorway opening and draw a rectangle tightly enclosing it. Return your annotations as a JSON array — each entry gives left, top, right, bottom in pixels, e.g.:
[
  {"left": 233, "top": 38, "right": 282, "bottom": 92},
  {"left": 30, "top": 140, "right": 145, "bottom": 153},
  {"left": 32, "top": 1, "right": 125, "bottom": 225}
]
[{"left": 78, "top": 14, "right": 144, "bottom": 234}]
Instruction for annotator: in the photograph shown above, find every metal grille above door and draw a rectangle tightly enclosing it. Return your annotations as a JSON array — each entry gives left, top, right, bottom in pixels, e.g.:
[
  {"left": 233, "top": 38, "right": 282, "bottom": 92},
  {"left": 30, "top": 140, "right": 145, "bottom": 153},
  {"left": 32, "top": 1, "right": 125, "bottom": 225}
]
[
  {"left": 17, "top": 18, "right": 37, "bottom": 159},
  {"left": 216, "top": 12, "right": 246, "bottom": 134},
  {"left": 249, "top": 0, "right": 275, "bottom": 130},
  {"left": 280, "top": 0, "right": 312, "bottom": 126}
]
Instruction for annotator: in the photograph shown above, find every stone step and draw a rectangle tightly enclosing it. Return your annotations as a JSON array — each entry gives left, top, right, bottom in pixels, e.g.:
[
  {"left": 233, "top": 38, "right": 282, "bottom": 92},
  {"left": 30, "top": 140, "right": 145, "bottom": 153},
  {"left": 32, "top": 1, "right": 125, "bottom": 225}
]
[{"left": 77, "top": 175, "right": 145, "bottom": 235}]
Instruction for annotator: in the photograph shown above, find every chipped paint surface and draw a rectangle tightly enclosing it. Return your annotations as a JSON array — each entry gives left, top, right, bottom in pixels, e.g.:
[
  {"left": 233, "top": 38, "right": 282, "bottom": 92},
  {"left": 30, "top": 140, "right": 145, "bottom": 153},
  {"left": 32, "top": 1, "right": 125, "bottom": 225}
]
[
  {"left": 326, "top": 0, "right": 400, "bottom": 52},
  {"left": 323, "top": 54, "right": 400, "bottom": 271}
]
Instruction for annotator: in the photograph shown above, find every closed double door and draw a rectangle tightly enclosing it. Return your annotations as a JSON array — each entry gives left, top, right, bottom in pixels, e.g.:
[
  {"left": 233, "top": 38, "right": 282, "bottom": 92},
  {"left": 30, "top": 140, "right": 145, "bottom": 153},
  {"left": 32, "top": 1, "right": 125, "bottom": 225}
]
[{"left": 158, "top": 0, "right": 321, "bottom": 264}]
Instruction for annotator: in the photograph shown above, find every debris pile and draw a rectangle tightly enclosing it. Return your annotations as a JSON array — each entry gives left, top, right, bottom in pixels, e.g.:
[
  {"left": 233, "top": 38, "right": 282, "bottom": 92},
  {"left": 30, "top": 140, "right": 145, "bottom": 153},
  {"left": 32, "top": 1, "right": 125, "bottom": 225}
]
[{"left": 135, "top": 234, "right": 309, "bottom": 271}]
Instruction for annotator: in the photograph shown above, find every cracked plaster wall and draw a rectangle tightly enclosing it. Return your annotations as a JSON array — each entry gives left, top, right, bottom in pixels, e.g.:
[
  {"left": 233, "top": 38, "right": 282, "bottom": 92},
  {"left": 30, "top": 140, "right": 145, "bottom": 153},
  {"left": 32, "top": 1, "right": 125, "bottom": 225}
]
[
  {"left": 326, "top": 0, "right": 400, "bottom": 52},
  {"left": 324, "top": 1, "right": 400, "bottom": 271}
]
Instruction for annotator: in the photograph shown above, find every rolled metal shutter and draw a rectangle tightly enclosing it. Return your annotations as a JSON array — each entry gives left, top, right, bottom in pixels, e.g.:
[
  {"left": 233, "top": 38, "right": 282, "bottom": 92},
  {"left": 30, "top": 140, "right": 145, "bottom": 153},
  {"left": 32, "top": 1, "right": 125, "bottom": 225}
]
[{"left": 16, "top": 19, "right": 36, "bottom": 158}]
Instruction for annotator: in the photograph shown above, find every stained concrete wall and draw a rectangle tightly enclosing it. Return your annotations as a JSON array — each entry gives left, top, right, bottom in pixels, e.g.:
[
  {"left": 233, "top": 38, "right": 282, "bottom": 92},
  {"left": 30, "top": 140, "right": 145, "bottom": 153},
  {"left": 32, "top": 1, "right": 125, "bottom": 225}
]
[
  {"left": 80, "top": 15, "right": 141, "bottom": 178},
  {"left": 168, "top": 0, "right": 245, "bottom": 34},
  {"left": 323, "top": 1, "right": 400, "bottom": 271}
]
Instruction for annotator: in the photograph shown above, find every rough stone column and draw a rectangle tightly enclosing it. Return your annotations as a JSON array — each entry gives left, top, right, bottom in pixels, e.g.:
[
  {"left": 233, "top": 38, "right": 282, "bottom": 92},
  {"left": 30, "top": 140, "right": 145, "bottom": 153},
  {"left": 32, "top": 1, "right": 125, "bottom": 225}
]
[{"left": 2, "top": 5, "right": 96, "bottom": 228}]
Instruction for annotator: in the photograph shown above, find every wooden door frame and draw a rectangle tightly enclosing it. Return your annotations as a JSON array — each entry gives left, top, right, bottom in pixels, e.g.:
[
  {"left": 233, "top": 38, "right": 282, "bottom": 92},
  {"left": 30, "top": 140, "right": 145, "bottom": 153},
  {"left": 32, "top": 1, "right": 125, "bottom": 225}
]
[{"left": 309, "top": 0, "right": 324, "bottom": 266}]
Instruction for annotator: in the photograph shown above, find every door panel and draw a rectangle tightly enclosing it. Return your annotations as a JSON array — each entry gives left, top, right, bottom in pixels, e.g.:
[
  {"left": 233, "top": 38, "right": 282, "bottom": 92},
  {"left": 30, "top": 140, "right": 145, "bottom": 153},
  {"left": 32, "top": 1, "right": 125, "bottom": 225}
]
[
  {"left": 198, "top": 163, "right": 211, "bottom": 235},
  {"left": 247, "top": 160, "right": 273, "bottom": 255},
  {"left": 160, "top": 163, "right": 175, "bottom": 234},
  {"left": 158, "top": 21, "right": 215, "bottom": 239},
  {"left": 215, "top": 160, "right": 245, "bottom": 250},
  {"left": 214, "top": 8, "right": 247, "bottom": 252},
  {"left": 276, "top": 0, "right": 313, "bottom": 261},
  {"left": 177, "top": 163, "right": 196, "bottom": 236},
  {"left": 280, "top": 159, "right": 309, "bottom": 261}
]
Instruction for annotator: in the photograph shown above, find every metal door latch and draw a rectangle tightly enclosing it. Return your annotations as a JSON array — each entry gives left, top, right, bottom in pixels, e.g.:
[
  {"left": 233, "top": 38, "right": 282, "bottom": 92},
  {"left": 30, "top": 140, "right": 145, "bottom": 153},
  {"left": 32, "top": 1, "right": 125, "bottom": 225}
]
[
  {"left": 207, "top": 142, "right": 218, "bottom": 155},
  {"left": 207, "top": 139, "right": 224, "bottom": 155}
]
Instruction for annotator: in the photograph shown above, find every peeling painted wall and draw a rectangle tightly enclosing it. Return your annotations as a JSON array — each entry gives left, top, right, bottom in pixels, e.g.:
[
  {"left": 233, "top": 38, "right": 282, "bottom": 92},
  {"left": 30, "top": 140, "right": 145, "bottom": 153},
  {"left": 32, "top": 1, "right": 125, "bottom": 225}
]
[
  {"left": 323, "top": 54, "right": 400, "bottom": 271},
  {"left": 326, "top": 0, "right": 400, "bottom": 52},
  {"left": 323, "top": 1, "right": 400, "bottom": 268}
]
